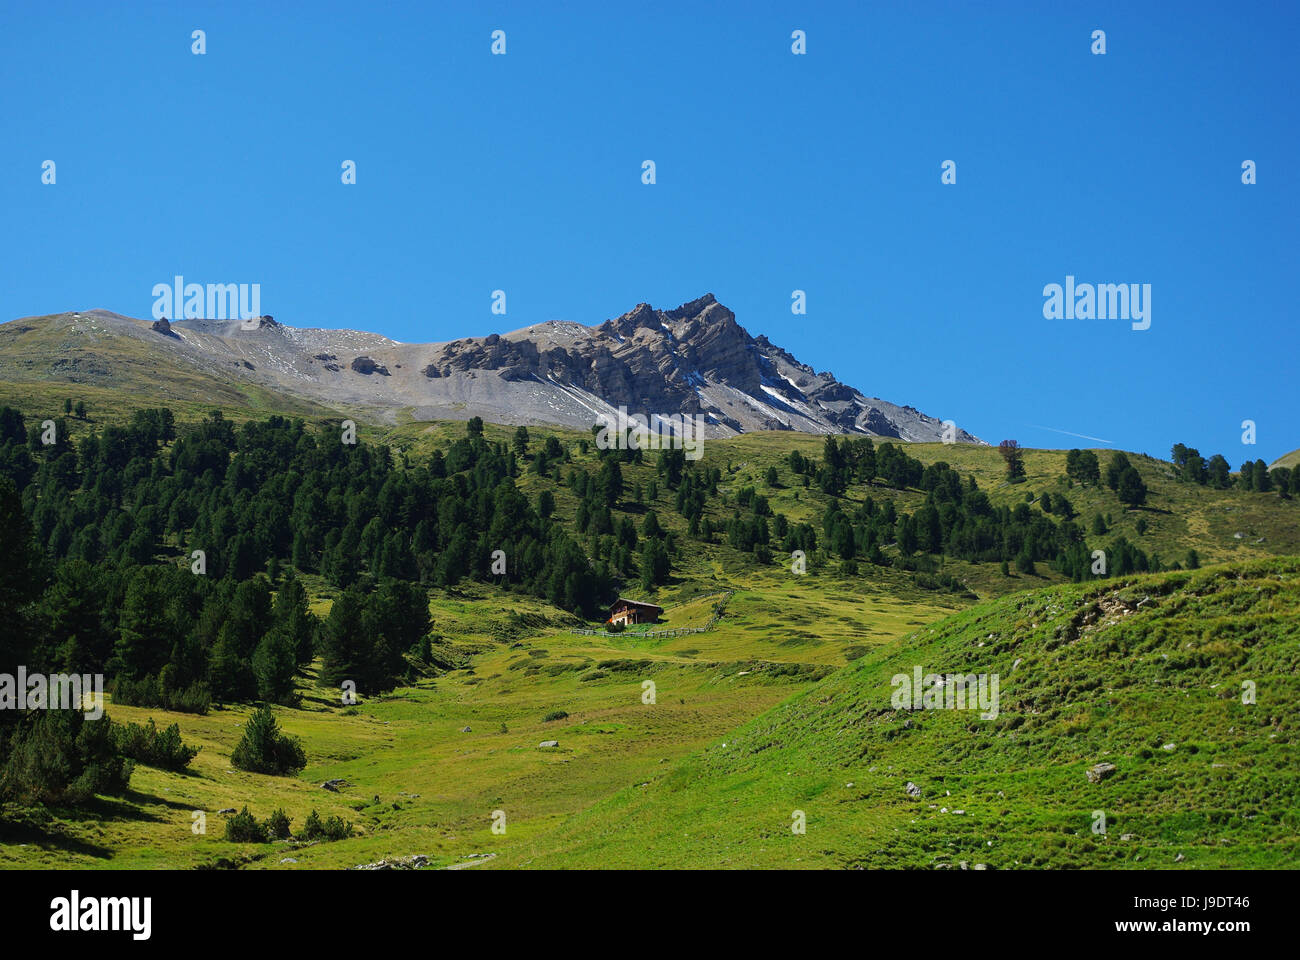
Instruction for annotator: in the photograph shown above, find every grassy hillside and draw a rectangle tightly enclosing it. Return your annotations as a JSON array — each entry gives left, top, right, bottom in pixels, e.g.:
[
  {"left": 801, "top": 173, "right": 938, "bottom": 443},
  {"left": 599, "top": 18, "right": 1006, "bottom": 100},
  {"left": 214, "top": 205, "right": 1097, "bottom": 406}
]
[
  {"left": 7, "top": 556, "right": 1294, "bottom": 869},
  {"left": 1, "top": 578, "right": 960, "bottom": 869},
  {"left": 499, "top": 557, "right": 1300, "bottom": 869},
  {"left": 1272, "top": 448, "right": 1300, "bottom": 470},
  {"left": 0, "top": 313, "right": 347, "bottom": 427}
]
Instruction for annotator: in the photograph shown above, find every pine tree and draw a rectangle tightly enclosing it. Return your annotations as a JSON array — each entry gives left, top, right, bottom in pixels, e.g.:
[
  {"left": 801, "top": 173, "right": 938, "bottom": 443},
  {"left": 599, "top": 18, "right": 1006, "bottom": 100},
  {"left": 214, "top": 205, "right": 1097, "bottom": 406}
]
[
  {"left": 998, "top": 440, "right": 1025, "bottom": 480},
  {"left": 1117, "top": 467, "right": 1148, "bottom": 507},
  {"left": 252, "top": 627, "right": 298, "bottom": 704},
  {"left": 230, "top": 704, "right": 305, "bottom": 775},
  {"left": 320, "top": 586, "right": 368, "bottom": 690}
]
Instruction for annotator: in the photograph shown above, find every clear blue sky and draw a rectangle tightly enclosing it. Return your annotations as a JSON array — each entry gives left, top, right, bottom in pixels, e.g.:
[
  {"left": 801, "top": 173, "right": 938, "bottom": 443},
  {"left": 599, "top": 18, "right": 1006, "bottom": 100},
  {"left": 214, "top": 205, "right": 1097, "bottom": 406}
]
[{"left": 2, "top": 1, "right": 1296, "bottom": 463}]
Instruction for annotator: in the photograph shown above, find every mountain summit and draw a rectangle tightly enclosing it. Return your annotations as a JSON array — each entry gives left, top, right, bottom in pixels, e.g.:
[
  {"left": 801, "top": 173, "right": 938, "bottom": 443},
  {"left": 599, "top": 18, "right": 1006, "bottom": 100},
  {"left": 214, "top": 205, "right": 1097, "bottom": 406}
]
[{"left": 1, "top": 297, "right": 981, "bottom": 442}]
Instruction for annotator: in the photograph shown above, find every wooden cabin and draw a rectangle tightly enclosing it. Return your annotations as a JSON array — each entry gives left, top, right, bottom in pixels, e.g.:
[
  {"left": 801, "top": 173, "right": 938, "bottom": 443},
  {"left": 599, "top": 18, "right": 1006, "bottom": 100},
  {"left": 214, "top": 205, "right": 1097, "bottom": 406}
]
[{"left": 607, "top": 598, "right": 664, "bottom": 627}]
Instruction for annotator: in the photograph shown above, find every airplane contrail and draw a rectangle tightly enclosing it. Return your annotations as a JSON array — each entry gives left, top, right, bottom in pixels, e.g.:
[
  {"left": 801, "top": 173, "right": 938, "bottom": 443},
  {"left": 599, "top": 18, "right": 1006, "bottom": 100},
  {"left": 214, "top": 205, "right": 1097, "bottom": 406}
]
[{"left": 1027, "top": 424, "right": 1114, "bottom": 445}]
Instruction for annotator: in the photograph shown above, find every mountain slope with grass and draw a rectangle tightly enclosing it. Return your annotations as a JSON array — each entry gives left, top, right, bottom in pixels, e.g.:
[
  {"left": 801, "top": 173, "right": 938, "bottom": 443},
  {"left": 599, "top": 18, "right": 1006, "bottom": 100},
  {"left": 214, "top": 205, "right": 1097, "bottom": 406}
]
[
  {"left": 1272, "top": 448, "right": 1300, "bottom": 471},
  {"left": 0, "top": 310, "right": 345, "bottom": 424},
  {"left": 501, "top": 558, "right": 1300, "bottom": 869}
]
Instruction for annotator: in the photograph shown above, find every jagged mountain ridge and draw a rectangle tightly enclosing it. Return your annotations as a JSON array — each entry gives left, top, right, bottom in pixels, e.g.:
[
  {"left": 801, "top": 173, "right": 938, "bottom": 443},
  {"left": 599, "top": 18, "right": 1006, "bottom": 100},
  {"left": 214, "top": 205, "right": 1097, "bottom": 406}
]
[{"left": 2, "top": 295, "right": 982, "bottom": 442}]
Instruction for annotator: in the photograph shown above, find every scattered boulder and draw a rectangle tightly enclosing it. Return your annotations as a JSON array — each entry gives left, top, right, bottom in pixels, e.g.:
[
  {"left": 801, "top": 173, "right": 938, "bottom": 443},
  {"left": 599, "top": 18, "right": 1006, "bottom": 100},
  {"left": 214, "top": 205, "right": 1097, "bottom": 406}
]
[
  {"left": 905, "top": 781, "right": 922, "bottom": 798},
  {"left": 321, "top": 779, "right": 350, "bottom": 792},
  {"left": 1086, "top": 762, "right": 1118, "bottom": 784},
  {"left": 351, "top": 356, "right": 390, "bottom": 376},
  {"left": 538, "top": 740, "right": 559, "bottom": 748},
  {"left": 151, "top": 317, "right": 177, "bottom": 337},
  {"left": 460, "top": 726, "right": 472, "bottom": 733},
  {"left": 352, "top": 854, "right": 430, "bottom": 871}
]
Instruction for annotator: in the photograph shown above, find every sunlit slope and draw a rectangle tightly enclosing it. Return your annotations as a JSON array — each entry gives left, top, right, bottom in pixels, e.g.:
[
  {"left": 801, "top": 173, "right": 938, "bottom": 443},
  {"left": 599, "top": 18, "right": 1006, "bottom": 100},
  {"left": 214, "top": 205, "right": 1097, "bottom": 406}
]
[
  {"left": 0, "top": 312, "right": 343, "bottom": 424},
  {"left": 508, "top": 557, "right": 1300, "bottom": 868},
  {"left": 1272, "top": 448, "right": 1300, "bottom": 470},
  {"left": 1, "top": 575, "right": 964, "bottom": 869},
  {"left": 388, "top": 423, "right": 1300, "bottom": 595}
]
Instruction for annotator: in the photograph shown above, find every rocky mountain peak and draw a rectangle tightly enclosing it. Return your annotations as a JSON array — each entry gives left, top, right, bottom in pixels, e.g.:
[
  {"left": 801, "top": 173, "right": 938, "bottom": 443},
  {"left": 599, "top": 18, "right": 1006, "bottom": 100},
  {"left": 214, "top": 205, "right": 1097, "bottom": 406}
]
[{"left": 6, "top": 297, "right": 982, "bottom": 445}]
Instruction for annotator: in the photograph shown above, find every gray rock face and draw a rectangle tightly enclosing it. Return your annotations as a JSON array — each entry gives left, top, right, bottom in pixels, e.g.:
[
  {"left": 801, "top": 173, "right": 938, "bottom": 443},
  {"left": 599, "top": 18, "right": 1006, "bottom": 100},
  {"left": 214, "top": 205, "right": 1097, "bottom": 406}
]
[
  {"left": 404, "top": 294, "right": 980, "bottom": 441},
  {"left": 16, "top": 300, "right": 982, "bottom": 443}
]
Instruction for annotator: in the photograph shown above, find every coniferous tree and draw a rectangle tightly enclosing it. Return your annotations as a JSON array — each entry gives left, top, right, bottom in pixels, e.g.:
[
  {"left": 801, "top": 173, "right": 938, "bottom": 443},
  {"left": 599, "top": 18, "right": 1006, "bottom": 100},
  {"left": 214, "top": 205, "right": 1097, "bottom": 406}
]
[
  {"left": 253, "top": 627, "right": 299, "bottom": 705},
  {"left": 998, "top": 440, "right": 1025, "bottom": 480},
  {"left": 1117, "top": 466, "right": 1148, "bottom": 507},
  {"left": 320, "top": 586, "right": 368, "bottom": 691},
  {"left": 230, "top": 704, "right": 305, "bottom": 775}
]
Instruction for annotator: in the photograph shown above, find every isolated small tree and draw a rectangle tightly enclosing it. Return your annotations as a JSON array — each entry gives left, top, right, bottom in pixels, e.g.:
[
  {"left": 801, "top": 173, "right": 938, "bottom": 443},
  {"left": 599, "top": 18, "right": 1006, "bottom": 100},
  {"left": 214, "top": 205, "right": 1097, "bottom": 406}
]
[
  {"left": 231, "top": 705, "right": 306, "bottom": 775},
  {"left": 266, "top": 808, "right": 293, "bottom": 839},
  {"left": 998, "top": 440, "right": 1025, "bottom": 480},
  {"left": 512, "top": 425, "right": 529, "bottom": 456},
  {"left": 1117, "top": 466, "right": 1148, "bottom": 507},
  {"left": 224, "top": 806, "right": 269, "bottom": 843}
]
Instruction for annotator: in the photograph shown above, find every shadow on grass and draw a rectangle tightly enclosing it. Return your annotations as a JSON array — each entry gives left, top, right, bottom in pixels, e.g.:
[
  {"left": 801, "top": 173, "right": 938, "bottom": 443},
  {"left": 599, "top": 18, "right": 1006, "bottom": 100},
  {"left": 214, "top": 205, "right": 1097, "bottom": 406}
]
[{"left": 0, "top": 803, "right": 119, "bottom": 860}]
